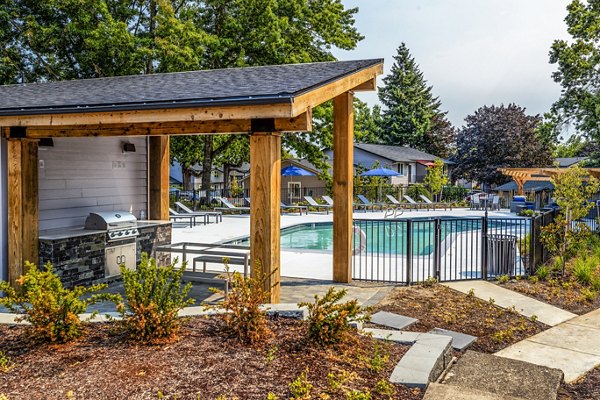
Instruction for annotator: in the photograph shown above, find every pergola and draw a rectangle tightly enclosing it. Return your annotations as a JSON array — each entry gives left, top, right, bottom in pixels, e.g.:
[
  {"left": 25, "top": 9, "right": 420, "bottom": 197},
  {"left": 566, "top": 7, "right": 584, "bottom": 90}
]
[
  {"left": 0, "top": 59, "right": 383, "bottom": 302},
  {"left": 499, "top": 167, "right": 600, "bottom": 195}
]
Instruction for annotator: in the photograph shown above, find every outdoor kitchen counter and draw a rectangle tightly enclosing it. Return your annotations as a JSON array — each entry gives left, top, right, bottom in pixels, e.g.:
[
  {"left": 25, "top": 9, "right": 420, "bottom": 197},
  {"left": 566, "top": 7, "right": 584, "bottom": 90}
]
[{"left": 39, "top": 227, "right": 105, "bottom": 240}]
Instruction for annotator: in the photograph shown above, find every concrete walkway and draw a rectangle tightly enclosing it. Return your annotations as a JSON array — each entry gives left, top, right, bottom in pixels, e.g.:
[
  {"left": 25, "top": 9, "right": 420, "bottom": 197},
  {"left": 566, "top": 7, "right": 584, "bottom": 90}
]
[
  {"left": 496, "top": 307, "right": 600, "bottom": 383},
  {"left": 443, "top": 280, "right": 576, "bottom": 326}
]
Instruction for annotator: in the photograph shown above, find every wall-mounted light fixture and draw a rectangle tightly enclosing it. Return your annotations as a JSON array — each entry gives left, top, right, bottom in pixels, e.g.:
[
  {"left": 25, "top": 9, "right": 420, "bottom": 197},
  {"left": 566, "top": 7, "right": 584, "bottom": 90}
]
[
  {"left": 122, "top": 142, "right": 136, "bottom": 153},
  {"left": 39, "top": 138, "right": 54, "bottom": 147}
]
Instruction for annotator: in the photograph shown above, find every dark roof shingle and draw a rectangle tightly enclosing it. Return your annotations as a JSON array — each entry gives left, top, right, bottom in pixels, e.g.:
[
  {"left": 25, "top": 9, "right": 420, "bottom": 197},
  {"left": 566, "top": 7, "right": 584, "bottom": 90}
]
[
  {"left": 354, "top": 143, "right": 444, "bottom": 162},
  {"left": 0, "top": 59, "right": 382, "bottom": 116}
]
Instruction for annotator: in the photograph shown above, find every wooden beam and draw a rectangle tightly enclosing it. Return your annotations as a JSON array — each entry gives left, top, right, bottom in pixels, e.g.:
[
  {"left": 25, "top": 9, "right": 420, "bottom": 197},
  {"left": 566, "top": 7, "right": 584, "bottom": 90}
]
[
  {"left": 149, "top": 136, "right": 170, "bottom": 221},
  {"left": 22, "top": 112, "right": 312, "bottom": 138},
  {"left": 292, "top": 63, "right": 383, "bottom": 116},
  {"left": 0, "top": 103, "right": 294, "bottom": 127},
  {"left": 249, "top": 132, "right": 281, "bottom": 303},
  {"left": 352, "top": 77, "right": 376, "bottom": 92},
  {"left": 7, "top": 138, "right": 38, "bottom": 286},
  {"left": 332, "top": 91, "right": 354, "bottom": 283}
]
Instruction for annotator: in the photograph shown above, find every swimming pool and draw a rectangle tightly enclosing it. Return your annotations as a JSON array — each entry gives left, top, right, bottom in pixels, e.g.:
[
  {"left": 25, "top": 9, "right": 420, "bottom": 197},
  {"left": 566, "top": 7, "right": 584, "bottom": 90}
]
[{"left": 228, "top": 218, "right": 528, "bottom": 256}]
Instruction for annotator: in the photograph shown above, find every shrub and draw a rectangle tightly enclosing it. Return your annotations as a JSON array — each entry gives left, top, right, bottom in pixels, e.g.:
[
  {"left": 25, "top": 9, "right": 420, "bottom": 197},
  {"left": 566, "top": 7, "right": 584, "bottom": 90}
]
[
  {"left": 299, "top": 288, "right": 369, "bottom": 346},
  {"left": 535, "top": 265, "right": 550, "bottom": 281},
  {"left": 571, "top": 257, "right": 598, "bottom": 286},
  {"left": 497, "top": 274, "right": 510, "bottom": 284},
  {"left": 0, "top": 351, "right": 13, "bottom": 373},
  {"left": 289, "top": 369, "right": 312, "bottom": 400},
  {"left": 345, "top": 390, "right": 372, "bottom": 400},
  {"left": 0, "top": 262, "right": 118, "bottom": 343},
  {"left": 118, "top": 254, "right": 195, "bottom": 343},
  {"left": 580, "top": 288, "right": 597, "bottom": 302},
  {"left": 405, "top": 183, "right": 430, "bottom": 200},
  {"left": 216, "top": 261, "right": 272, "bottom": 345},
  {"left": 373, "top": 379, "right": 395, "bottom": 397}
]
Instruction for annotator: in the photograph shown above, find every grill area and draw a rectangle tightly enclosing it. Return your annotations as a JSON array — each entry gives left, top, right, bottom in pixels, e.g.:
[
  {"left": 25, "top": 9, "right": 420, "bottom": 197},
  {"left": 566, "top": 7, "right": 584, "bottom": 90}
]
[{"left": 85, "top": 211, "right": 139, "bottom": 277}]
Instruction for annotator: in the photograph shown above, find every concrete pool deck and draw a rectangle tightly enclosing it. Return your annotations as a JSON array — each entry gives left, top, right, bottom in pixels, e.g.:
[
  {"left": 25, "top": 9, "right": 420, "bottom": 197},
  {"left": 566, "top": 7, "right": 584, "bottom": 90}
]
[{"left": 170, "top": 208, "right": 516, "bottom": 280}]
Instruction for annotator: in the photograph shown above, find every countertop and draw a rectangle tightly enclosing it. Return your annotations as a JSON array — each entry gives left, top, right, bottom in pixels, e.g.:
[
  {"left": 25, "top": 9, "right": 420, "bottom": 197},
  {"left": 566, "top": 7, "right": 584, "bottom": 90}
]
[{"left": 39, "top": 220, "right": 171, "bottom": 240}]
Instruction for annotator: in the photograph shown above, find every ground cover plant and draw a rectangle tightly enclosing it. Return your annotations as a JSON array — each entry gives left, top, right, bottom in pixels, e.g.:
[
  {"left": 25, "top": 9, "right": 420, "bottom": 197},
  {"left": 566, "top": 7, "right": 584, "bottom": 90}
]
[{"left": 373, "top": 283, "right": 547, "bottom": 353}]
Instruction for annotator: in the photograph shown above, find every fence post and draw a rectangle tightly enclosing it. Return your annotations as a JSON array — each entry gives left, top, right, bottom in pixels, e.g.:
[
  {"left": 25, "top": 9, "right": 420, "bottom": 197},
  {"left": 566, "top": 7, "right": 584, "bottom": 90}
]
[
  {"left": 406, "top": 219, "right": 413, "bottom": 285},
  {"left": 433, "top": 218, "right": 441, "bottom": 281},
  {"left": 481, "top": 216, "right": 488, "bottom": 280},
  {"left": 529, "top": 216, "right": 536, "bottom": 275}
]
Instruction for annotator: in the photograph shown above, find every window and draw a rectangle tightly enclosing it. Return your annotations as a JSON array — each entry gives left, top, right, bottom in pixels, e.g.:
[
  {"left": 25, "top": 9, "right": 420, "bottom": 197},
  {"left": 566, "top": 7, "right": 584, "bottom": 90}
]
[{"left": 399, "top": 164, "right": 404, "bottom": 175}]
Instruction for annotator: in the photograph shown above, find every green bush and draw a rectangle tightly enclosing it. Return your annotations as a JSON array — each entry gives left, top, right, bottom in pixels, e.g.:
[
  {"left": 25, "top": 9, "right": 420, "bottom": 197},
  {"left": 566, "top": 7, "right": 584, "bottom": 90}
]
[
  {"left": 405, "top": 183, "right": 430, "bottom": 200},
  {"left": 441, "top": 185, "right": 469, "bottom": 202},
  {"left": 289, "top": 369, "right": 312, "bottom": 399},
  {"left": 118, "top": 254, "right": 195, "bottom": 343},
  {"left": 535, "top": 265, "right": 550, "bottom": 281},
  {"left": 571, "top": 256, "right": 599, "bottom": 286},
  {"left": 299, "top": 288, "right": 369, "bottom": 346},
  {"left": 0, "top": 262, "right": 118, "bottom": 343},
  {"left": 215, "top": 261, "right": 272, "bottom": 345}
]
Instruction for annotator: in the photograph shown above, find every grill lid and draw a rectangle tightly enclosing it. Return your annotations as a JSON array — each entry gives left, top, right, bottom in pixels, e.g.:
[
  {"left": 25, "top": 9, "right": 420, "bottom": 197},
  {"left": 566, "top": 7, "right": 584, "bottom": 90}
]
[{"left": 85, "top": 211, "right": 137, "bottom": 231}]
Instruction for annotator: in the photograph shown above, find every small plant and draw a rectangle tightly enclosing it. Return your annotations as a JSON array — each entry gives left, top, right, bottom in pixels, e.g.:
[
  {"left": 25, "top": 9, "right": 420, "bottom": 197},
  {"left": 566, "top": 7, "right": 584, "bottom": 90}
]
[
  {"left": 535, "top": 265, "right": 550, "bottom": 281},
  {"left": 327, "top": 370, "right": 357, "bottom": 393},
  {"left": 215, "top": 261, "right": 272, "bottom": 345},
  {"left": 0, "top": 351, "right": 13, "bottom": 373},
  {"left": 345, "top": 390, "right": 371, "bottom": 400},
  {"left": 265, "top": 393, "right": 278, "bottom": 400},
  {"left": 299, "top": 288, "right": 369, "bottom": 345},
  {"left": 0, "top": 261, "right": 119, "bottom": 343},
  {"left": 0, "top": 394, "right": 8, "bottom": 400},
  {"left": 529, "top": 276, "right": 539, "bottom": 284},
  {"left": 289, "top": 369, "right": 313, "bottom": 400},
  {"left": 265, "top": 345, "right": 278, "bottom": 365},
  {"left": 118, "top": 254, "right": 195, "bottom": 343},
  {"left": 467, "top": 288, "right": 475, "bottom": 297},
  {"left": 421, "top": 276, "right": 438, "bottom": 287},
  {"left": 572, "top": 257, "right": 598, "bottom": 286},
  {"left": 488, "top": 297, "right": 495, "bottom": 305},
  {"left": 530, "top": 314, "right": 538, "bottom": 323},
  {"left": 373, "top": 379, "right": 395, "bottom": 397},
  {"left": 491, "top": 327, "right": 515, "bottom": 343},
  {"left": 497, "top": 275, "right": 509, "bottom": 284},
  {"left": 580, "top": 288, "right": 597, "bottom": 302},
  {"left": 365, "top": 341, "right": 390, "bottom": 373}
]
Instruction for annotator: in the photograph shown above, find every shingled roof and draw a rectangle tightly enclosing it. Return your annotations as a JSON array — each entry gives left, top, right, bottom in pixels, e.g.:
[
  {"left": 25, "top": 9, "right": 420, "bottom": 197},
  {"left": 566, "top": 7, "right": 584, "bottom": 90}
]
[
  {"left": 0, "top": 59, "right": 382, "bottom": 116},
  {"left": 354, "top": 143, "right": 449, "bottom": 163}
]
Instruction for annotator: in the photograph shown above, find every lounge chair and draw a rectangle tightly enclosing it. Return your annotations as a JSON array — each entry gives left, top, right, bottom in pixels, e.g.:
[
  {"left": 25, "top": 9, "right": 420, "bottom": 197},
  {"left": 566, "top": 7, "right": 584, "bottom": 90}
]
[
  {"left": 322, "top": 195, "right": 374, "bottom": 212},
  {"left": 214, "top": 197, "right": 251, "bottom": 214},
  {"left": 490, "top": 195, "right": 501, "bottom": 211},
  {"left": 403, "top": 195, "right": 430, "bottom": 211},
  {"left": 304, "top": 196, "right": 333, "bottom": 214},
  {"left": 244, "top": 197, "right": 308, "bottom": 215},
  {"left": 419, "top": 194, "right": 452, "bottom": 210},
  {"left": 382, "top": 195, "right": 406, "bottom": 218},
  {"left": 356, "top": 194, "right": 383, "bottom": 212},
  {"left": 169, "top": 208, "right": 203, "bottom": 227},
  {"left": 471, "top": 195, "right": 481, "bottom": 210},
  {"left": 175, "top": 201, "right": 223, "bottom": 223}
]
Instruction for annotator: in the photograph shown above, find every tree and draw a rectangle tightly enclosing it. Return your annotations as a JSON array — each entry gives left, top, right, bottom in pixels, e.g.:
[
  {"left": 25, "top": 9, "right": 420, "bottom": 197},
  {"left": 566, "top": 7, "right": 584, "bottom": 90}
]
[
  {"left": 452, "top": 104, "right": 553, "bottom": 186},
  {"left": 553, "top": 134, "right": 600, "bottom": 158},
  {"left": 549, "top": 0, "right": 599, "bottom": 142},
  {"left": 423, "top": 159, "right": 448, "bottom": 201},
  {"left": 377, "top": 43, "right": 453, "bottom": 156}
]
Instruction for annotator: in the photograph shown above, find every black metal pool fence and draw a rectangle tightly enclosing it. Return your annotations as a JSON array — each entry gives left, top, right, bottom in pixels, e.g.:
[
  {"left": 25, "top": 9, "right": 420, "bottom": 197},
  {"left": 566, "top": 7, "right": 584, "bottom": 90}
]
[{"left": 351, "top": 209, "right": 563, "bottom": 283}]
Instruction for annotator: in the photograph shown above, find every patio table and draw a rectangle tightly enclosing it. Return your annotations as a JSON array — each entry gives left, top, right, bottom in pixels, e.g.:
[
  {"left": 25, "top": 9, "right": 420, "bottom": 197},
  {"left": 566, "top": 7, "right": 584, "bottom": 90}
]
[{"left": 156, "top": 242, "right": 250, "bottom": 276}]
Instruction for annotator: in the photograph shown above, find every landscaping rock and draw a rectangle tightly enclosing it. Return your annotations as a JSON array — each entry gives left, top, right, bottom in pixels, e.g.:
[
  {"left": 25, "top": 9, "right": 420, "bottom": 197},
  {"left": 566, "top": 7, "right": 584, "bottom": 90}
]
[
  {"left": 423, "top": 383, "right": 522, "bottom": 400},
  {"left": 442, "top": 350, "right": 564, "bottom": 400},
  {"left": 428, "top": 327, "right": 477, "bottom": 351},
  {"left": 263, "top": 303, "right": 308, "bottom": 320},
  {"left": 370, "top": 311, "right": 417, "bottom": 330}
]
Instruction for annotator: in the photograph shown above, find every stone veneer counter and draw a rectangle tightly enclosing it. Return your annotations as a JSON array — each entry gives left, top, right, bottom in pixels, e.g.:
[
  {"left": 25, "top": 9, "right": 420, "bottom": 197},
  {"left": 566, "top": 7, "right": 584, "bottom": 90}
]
[{"left": 39, "top": 221, "right": 172, "bottom": 288}]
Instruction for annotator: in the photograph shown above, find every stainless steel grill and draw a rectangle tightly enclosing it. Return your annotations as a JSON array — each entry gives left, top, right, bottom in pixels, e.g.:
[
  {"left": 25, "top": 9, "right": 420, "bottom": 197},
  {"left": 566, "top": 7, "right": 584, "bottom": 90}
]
[{"left": 85, "top": 211, "right": 139, "bottom": 241}]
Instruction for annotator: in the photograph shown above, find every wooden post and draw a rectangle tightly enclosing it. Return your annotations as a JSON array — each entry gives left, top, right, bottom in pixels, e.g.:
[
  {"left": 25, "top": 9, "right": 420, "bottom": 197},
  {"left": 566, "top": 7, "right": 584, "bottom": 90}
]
[
  {"left": 333, "top": 91, "right": 354, "bottom": 283},
  {"left": 149, "top": 136, "right": 170, "bottom": 220},
  {"left": 7, "top": 138, "right": 38, "bottom": 286},
  {"left": 515, "top": 178, "right": 525, "bottom": 196},
  {"left": 249, "top": 131, "right": 281, "bottom": 303}
]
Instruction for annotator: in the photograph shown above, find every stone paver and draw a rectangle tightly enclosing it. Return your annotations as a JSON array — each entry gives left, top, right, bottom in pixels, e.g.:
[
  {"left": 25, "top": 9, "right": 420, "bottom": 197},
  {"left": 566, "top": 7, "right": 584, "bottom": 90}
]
[
  {"left": 423, "top": 383, "right": 522, "bottom": 400},
  {"left": 496, "top": 307, "right": 600, "bottom": 383},
  {"left": 428, "top": 328, "right": 476, "bottom": 351},
  {"left": 363, "top": 328, "right": 452, "bottom": 388},
  {"left": 443, "top": 280, "right": 576, "bottom": 326},
  {"left": 370, "top": 311, "right": 418, "bottom": 330},
  {"left": 442, "top": 351, "right": 563, "bottom": 400}
]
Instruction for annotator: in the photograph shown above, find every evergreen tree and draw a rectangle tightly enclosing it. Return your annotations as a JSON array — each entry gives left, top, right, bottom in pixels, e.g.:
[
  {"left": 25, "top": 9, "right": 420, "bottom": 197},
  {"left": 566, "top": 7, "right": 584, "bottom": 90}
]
[{"left": 378, "top": 43, "right": 451, "bottom": 156}]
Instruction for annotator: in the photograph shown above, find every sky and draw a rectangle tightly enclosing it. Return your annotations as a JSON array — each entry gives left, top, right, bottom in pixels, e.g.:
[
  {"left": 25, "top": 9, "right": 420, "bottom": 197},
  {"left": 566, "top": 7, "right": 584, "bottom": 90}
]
[{"left": 333, "top": 0, "right": 572, "bottom": 129}]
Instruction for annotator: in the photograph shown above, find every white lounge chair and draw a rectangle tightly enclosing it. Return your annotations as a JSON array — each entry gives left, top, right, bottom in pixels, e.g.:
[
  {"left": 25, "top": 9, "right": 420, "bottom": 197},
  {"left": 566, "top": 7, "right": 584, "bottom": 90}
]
[
  {"left": 419, "top": 194, "right": 452, "bottom": 210},
  {"left": 214, "top": 197, "right": 250, "bottom": 214},
  {"left": 244, "top": 197, "right": 308, "bottom": 215},
  {"left": 169, "top": 208, "right": 203, "bottom": 227},
  {"left": 175, "top": 201, "right": 223, "bottom": 223},
  {"left": 304, "top": 196, "right": 333, "bottom": 214},
  {"left": 403, "top": 195, "right": 429, "bottom": 210}
]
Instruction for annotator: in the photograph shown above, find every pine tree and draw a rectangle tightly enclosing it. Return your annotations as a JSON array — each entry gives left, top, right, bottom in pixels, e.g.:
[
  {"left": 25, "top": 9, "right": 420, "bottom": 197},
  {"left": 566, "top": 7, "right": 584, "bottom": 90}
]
[{"left": 378, "top": 43, "right": 445, "bottom": 154}]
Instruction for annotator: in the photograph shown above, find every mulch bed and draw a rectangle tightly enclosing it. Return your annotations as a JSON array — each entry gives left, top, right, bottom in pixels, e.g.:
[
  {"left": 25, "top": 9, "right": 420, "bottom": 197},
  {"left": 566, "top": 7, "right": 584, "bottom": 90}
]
[
  {"left": 373, "top": 284, "right": 548, "bottom": 353},
  {"left": 0, "top": 316, "right": 423, "bottom": 400},
  {"left": 499, "top": 278, "right": 600, "bottom": 315},
  {"left": 559, "top": 367, "right": 600, "bottom": 400}
]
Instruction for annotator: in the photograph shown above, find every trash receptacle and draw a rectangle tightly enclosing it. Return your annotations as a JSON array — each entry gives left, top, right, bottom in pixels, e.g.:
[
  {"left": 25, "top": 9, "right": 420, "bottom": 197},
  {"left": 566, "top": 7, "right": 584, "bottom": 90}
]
[{"left": 487, "top": 234, "right": 517, "bottom": 278}]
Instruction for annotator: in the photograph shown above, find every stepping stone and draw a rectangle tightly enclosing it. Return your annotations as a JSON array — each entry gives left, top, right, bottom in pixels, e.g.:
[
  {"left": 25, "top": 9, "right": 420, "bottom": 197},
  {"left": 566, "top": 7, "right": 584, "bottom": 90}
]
[
  {"left": 429, "top": 327, "right": 477, "bottom": 351},
  {"left": 370, "top": 311, "right": 417, "bottom": 330},
  {"left": 442, "top": 351, "right": 563, "bottom": 400},
  {"left": 424, "top": 383, "right": 522, "bottom": 400}
]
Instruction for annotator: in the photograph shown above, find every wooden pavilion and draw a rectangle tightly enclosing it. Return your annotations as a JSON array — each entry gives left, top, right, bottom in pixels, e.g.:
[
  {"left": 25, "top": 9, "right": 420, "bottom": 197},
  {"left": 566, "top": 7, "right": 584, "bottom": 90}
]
[
  {"left": 0, "top": 59, "right": 383, "bottom": 302},
  {"left": 499, "top": 167, "right": 600, "bottom": 195}
]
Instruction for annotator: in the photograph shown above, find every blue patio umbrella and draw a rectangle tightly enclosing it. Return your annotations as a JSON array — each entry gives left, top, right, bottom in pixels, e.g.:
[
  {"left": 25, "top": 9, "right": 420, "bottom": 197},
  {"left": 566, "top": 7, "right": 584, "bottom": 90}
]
[
  {"left": 360, "top": 167, "right": 400, "bottom": 177},
  {"left": 281, "top": 165, "right": 315, "bottom": 176}
]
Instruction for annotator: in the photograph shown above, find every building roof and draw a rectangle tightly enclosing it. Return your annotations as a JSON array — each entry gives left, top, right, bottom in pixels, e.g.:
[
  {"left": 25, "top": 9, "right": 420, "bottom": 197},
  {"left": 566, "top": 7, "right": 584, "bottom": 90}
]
[
  {"left": 353, "top": 143, "right": 448, "bottom": 163},
  {"left": 555, "top": 157, "right": 588, "bottom": 168},
  {"left": 494, "top": 180, "right": 555, "bottom": 192},
  {"left": 0, "top": 59, "right": 382, "bottom": 116}
]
